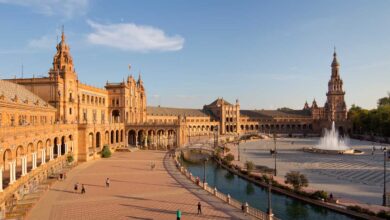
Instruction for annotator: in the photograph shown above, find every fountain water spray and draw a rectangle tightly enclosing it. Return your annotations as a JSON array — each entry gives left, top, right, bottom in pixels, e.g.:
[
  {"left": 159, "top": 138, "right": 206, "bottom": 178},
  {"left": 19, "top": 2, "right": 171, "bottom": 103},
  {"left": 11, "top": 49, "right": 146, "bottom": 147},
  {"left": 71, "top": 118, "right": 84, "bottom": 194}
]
[{"left": 315, "top": 121, "right": 349, "bottom": 150}]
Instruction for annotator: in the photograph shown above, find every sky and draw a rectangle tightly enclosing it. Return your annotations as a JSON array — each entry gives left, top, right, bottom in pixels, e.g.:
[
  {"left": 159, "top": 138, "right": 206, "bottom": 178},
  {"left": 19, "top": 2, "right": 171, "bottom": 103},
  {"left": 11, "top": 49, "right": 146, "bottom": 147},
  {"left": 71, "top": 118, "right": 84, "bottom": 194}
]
[{"left": 0, "top": 0, "right": 389, "bottom": 110}]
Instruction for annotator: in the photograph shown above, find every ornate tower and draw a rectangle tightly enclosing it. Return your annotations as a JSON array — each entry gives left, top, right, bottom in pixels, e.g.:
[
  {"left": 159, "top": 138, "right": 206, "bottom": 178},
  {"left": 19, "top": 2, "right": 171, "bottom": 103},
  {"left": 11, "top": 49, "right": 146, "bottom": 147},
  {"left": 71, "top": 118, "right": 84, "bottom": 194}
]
[
  {"left": 48, "top": 28, "right": 79, "bottom": 123},
  {"left": 324, "top": 49, "right": 347, "bottom": 122}
]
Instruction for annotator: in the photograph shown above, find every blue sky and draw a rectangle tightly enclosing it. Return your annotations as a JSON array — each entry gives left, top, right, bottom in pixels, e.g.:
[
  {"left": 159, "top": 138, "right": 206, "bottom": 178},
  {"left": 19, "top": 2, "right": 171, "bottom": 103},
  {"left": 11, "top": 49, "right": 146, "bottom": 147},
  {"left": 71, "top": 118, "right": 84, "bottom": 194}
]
[{"left": 0, "top": 0, "right": 389, "bottom": 109}]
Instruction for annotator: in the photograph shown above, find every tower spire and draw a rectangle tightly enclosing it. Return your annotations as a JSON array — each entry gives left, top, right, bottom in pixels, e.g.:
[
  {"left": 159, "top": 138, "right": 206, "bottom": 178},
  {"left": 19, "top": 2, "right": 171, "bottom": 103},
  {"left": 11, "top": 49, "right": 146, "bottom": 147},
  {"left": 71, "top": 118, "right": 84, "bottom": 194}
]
[
  {"left": 61, "top": 25, "right": 65, "bottom": 42},
  {"left": 331, "top": 46, "right": 339, "bottom": 67}
]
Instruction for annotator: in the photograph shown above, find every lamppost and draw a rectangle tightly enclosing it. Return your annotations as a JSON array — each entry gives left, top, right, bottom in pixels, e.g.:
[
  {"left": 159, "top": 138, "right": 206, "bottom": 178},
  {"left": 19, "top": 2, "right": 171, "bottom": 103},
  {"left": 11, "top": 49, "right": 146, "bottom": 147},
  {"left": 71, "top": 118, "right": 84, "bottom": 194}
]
[
  {"left": 214, "top": 126, "right": 219, "bottom": 148},
  {"left": 203, "top": 158, "right": 208, "bottom": 184},
  {"left": 383, "top": 147, "right": 388, "bottom": 207},
  {"left": 267, "top": 182, "right": 273, "bottom": 218},
  {"left": 238, "top": 142, "right": 241, "bottom": 161},
  {"left": 273, "top": 133, "right": 277, "bottom": 176},
  {"left": 188, "top": 127, "right": 191, "bottom": 144}
]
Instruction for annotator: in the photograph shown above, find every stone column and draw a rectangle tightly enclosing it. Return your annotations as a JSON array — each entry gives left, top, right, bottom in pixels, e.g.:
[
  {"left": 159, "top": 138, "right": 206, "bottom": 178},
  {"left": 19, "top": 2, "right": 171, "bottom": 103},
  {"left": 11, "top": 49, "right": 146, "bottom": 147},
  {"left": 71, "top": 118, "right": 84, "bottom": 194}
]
[
  {"left": 64, "top": 143, "right": 68, "bottom": 154},
  {"left": 42, "top": 149, "right": 46, "bottom": 164},
  {"left": 9, "top": 160, "right": 15, "bottom": 184},
  {"left": 0, "top": 166, "right": 3, "bottom": 192},
  {"left": 57, "top": 144, "right": 61, "bottom": 157},
  {"left": 32, "top": 153, "right": 37, "bottom": 170},
  {"left": 144, "top": 135, "right": 148, "bottom": 147},
  {"left": 21, "top": 156, "right": 26, "bottom": 176},
  {"left": 135, "top": 134, "right": 138, "bottom": 147},
  {"left": 50, "top": 147, "right": 54, "bottom": 161}
]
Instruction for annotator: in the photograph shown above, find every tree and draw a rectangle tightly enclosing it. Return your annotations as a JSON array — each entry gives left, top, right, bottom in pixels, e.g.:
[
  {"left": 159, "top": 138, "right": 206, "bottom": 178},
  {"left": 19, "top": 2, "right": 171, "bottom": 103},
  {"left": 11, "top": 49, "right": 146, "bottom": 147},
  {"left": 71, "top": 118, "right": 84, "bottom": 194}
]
[
  {"left": 101, "top": 145, "right": 112, "bottom": 158},
  {"left": 378, "top": 92, "right": 390, "bottom": 107},
  {"left": 223, "top": 153, "right": 234, "bottom": 164},
  {"left": 285, "top": 171, "right": 309, "bottom": 191},
  {"left": 348, "top": 95, "right": 390, "bottom": 137},
  {"left": 245, "top": 161, "right": 255, "bottom": 173}
]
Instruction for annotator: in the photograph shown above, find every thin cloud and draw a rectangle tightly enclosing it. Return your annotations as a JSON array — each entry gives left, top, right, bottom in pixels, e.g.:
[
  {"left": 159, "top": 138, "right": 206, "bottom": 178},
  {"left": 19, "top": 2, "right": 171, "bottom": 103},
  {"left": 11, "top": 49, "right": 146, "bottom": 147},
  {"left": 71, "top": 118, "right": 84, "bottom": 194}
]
[
  {"left": 28, "top": 35, "right": 56, "bottom": 49},
  {"left": 86, "top": 20, "right": 184, "bottom": 52},
  {"left": 0, "top": 0, "right": 89, "bottom": 18}
]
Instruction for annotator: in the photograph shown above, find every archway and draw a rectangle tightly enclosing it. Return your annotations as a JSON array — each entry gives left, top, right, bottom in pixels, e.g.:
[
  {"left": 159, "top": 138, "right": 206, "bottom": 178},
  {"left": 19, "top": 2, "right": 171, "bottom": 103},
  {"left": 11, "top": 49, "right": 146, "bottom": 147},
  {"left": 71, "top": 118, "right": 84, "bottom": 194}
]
[
  {"left": 138, "top": 130, "right": 145, "bottom": 146},
  {"left": 37, "top": 141, "right": 43, "bottom": 166},
  {"left": 15, "top": 145, "right": 24, "bottom": 180},
  {"left": 61, "top": 136, "right": 66, "bottom": 155},
  {"left": 128, "top": 130, "right": 136, "bottom": 146},
  {"left": 110, "top": 130, "right": 114, "bottom": 144},
  {"left": 3, "top": 149, "right": 12, "bottom": 188},
  {"left": 105, "top": 131, "right": 109, "bottom": 145},
  {"left": 116, "top": 130, "right": 119, "bottom": 143},
  {"left": 45, "top": 138, "right": 51, "bottom": 163},
  {"left": 53, "top": 137, "right": 59, "bottom": 157},
  {"left": 88, "top": 132, "right": 94, "bottom": 154},
  {"left": 112, "top": 109, "right": 120, "bottom": 123},
  {"left": 96, "top": 132, "right": 101, "bottom": 149}
]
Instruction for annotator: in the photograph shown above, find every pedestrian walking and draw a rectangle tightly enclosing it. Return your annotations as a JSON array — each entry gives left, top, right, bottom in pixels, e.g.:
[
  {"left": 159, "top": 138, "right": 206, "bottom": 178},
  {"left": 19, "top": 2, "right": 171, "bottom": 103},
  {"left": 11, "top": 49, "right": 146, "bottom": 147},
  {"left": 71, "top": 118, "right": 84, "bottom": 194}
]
[
  {"left": 176, "top": 209, "right": 182, "bottom": 220},
  {"left": 106, "top": 178, "right": 110, "bottom": 188},
  {"left": 197, "top": 202, "right": 202, "bottom": 214},
  {"left": 74, "top": 183, "right": 78, "bottom": 193},
  {"left": 81, "top": 184, "right": 86, "bottom": 194}
]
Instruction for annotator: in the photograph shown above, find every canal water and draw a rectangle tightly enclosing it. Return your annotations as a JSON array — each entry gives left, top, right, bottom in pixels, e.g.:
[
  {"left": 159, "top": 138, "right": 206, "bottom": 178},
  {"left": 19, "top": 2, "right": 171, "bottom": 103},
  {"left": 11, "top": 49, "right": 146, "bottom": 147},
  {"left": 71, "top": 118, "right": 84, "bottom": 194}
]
[{"left": 182, "top": 160, "right": 356, "bottom": 220}]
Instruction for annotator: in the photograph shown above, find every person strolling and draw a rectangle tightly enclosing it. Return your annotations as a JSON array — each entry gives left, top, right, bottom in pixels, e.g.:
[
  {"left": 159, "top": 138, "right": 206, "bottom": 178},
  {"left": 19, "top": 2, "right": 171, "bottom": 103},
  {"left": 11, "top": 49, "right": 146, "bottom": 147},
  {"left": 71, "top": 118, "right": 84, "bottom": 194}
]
[
  {"left": 81, "top": 184, "right": 86, "bottom": 194},
  {"left": 106, "top": 178, "right": 110, "bottom": 188}
]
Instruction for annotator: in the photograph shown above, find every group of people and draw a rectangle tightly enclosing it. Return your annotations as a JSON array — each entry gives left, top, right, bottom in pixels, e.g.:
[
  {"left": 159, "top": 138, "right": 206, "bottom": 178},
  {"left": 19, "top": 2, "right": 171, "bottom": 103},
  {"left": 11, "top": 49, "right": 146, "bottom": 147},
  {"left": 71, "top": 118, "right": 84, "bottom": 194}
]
[
  {"left": 73, "top": 182, "right": 86, "bottom": 194},
  {"left": 73, "top": 178, "right": 110, "bottom": 194}
]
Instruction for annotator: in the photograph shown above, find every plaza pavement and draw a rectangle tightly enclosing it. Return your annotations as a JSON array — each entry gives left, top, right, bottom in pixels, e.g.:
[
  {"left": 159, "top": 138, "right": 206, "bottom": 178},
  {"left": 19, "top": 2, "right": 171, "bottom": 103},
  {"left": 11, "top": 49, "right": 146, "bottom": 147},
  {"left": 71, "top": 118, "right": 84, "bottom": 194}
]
[
  {"left": 231, "top": 137, "right": 390, "bottom": 209},
  {"left": 28, "top": 150, "right": 252, "bottom": 220}
]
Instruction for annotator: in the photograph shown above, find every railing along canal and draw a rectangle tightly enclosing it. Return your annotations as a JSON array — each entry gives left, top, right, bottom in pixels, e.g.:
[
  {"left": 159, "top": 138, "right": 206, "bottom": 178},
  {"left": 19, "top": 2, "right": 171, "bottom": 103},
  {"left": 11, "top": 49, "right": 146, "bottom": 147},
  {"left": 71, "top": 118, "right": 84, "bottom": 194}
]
[{"left": 173, "top": 155, "right": 278, "bottom": 220}]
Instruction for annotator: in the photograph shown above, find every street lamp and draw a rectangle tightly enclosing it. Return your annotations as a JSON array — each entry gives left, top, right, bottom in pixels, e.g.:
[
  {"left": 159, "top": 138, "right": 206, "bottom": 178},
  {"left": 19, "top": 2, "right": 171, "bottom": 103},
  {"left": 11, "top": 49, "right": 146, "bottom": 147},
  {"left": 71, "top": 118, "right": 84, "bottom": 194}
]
[
  {"left": 238, "top": 142, "right": 241, "bottom": 161},
  {"left": 383, "top": 147, "right": 388, "bottom": 207},
  {"left": 267, "top": 182, "right": 273, "bottom": 218},
  {"left": 214, "top": 126, "right": 219, "bottom": 148},
  {"left": 203, "top": 157, "right": 208, "bottom": 184},
  {"left": 273, "top": 133, "right": 277, "bottom": 176}
]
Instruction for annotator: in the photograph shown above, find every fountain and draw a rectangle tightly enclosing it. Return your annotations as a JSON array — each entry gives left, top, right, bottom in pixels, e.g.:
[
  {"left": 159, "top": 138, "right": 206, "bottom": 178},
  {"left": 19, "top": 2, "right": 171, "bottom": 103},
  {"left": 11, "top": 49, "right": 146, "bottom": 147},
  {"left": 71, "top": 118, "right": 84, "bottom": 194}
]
[{"left": 303, "top": 121, "right": 364, "bottom": 155}]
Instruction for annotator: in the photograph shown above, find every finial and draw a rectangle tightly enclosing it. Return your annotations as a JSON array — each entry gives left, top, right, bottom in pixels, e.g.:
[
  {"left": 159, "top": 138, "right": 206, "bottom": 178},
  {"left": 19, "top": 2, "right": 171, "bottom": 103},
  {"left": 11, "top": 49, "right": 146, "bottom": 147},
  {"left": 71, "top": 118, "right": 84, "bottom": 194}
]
[
  {"left": 61, "top": 25, "right": 65, "bottom": 42},
  {"left": 333, "top": 46, "right": 336, "bottom": 57},
  {"left": 128, "top": 64, "right": 131, "bottom": 72}
]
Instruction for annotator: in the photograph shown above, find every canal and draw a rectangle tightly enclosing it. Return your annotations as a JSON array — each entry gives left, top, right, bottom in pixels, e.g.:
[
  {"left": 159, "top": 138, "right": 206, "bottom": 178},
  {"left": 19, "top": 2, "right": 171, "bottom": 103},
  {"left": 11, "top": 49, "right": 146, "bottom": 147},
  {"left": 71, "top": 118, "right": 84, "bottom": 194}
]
[{"left": 182, "top": 159, "right": 356, "bottom": 220}]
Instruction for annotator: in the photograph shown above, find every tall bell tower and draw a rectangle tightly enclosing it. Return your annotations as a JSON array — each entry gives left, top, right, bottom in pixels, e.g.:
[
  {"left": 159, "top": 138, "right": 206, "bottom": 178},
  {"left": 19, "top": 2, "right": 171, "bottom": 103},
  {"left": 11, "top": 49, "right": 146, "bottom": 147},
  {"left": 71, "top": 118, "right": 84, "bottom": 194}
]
[
  {"left": 324, "top": 49, "right": 347, "bottom": 122},
  {"left": 48, "top": 27, "right": 79, "bottom": 123}
]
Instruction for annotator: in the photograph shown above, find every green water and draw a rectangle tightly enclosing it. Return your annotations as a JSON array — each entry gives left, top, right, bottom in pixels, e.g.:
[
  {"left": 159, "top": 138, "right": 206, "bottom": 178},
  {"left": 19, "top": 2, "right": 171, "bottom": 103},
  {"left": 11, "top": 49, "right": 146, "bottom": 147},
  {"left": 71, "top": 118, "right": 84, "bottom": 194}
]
[{"left": 182, "top": 160, "right": 357, "bottom": 220}]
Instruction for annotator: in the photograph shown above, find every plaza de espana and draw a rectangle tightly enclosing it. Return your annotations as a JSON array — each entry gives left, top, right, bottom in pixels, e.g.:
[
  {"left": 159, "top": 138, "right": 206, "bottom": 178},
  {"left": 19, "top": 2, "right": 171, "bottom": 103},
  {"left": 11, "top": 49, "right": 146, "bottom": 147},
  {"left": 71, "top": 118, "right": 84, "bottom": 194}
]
[{"left": 0, "top": 31, "right": 350, "bottom": 204}]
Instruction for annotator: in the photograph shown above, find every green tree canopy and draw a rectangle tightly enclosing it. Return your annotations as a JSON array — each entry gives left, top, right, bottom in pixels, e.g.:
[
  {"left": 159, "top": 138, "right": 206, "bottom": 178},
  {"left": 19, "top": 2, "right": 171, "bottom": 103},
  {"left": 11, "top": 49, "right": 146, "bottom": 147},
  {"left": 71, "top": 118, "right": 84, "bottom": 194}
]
[
  {"left": 348, "top": 94, "right": 390, "bottom": 137},
  {"left": 285, "top": 171, "right": 309, "bottom": 191}
]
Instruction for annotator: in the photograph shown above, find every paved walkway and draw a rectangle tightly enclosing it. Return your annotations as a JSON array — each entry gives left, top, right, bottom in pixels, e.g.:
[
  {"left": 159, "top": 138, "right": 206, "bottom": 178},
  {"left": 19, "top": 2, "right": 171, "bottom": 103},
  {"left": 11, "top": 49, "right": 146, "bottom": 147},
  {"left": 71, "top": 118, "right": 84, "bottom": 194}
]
[{"left": 28, "top": 151, "right": 251, "bottom": 220}]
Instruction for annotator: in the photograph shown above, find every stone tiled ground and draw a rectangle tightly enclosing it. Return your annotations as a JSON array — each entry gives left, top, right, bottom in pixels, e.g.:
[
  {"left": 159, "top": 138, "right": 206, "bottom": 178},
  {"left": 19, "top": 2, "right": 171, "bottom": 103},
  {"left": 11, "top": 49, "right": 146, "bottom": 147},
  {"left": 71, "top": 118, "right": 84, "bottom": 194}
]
[
  {"left": 233, "top": 137, "right": 390, "bottom": 207},
  {"left": 28, "top": 151, "right": 251, "bottom": 220}
]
